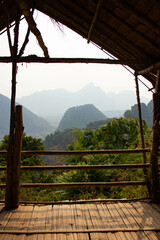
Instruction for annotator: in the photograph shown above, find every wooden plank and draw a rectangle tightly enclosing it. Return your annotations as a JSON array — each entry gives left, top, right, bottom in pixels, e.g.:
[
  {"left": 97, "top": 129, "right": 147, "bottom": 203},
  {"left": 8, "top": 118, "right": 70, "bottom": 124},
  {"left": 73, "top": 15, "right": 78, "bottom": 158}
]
[
  {"left": 106, "top": 203, "right": 128, "bottom": 240},
  {"left": 91, "top": 203, "right": 110, "bottom": 240},
  {"left": 12, "top": 205, "right": 34, "bottom": 240},
  {"left": 56, "top": 205, "right": 66, "bottom": 240},
  {"left": 1, "top": 206, "right": 23, "bottom": 240},
  {"left": 132, "top": 202, "right": 160, "bottom": 228},
  {"left": 96, "top": 203, "right": 115, "bottom": 239},
  {"left": 37, "top": 205, "right": 50, "bottom": 240},
  {"left": 117, "top": 202, "right": 146, "bottom": 239},
  {"left": 137, "top": 202, "right": 160, "bottom": 228},
  {"left": 1, "top": 226, "right": 160, "bottom": 234},
  {"left": 82, "top": 203, "right": 99, "bottom": 240},
  {"left": 113, "top": 203, "right": 136, "bottom": 240},
  {"left": 0, "top": 208, "right": 13, "bottom": 230},
  {"left": 73, "top": 204, "right": 90, "bottom": 240},
  {"left": 124, "top": 202, "right": 159, "bottom": 239}
]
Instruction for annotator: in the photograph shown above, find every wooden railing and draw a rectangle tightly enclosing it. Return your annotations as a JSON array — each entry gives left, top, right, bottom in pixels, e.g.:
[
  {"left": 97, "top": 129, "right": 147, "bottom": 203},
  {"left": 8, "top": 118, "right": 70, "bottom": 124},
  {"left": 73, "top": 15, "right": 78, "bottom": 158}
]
[{"left": 0, "top": 148, "right": 154, "bottom": 206}]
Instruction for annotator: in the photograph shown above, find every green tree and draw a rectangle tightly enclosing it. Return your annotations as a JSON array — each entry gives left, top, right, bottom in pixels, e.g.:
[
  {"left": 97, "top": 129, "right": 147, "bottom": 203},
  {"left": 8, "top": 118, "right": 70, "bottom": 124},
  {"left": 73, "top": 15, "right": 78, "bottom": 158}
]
[
  {"left": 61, "top": 118, "right": 151, "bottom": 200},
  {"left": 0, "top": 134, "right": 47, "bottom": 200}
]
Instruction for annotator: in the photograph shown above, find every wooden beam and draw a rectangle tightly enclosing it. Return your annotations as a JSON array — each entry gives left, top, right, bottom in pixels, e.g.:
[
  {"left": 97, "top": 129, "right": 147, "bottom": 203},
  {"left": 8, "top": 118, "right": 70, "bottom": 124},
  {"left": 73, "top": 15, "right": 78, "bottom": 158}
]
[
  {"left": 15, "top": 0, "right": 49, "bottom": 57},
  {"left": 5, "top": 9, "right": 20, "bottom": 211},
  {"left": 137, "top": 61, "right": 160, "bottom": 76},
  {"left": 20, "top": 148, "right": 150, "bottom": 156},
  {"left": 135, "top": 73, "right": 147, "bottom": 162},
  {"left": 11, "top": 105, "right": 23, "bottom": 209},
  {"left": 135, "top": 72, "right": 151, "bottom": 195},
  {"left": 87, "top": 0, "right": 103, "bottom": 43},
  {"left": 20, "top": 163, "right": 154, "bottom": 171},
  {"left": 0, "top": 55, "right": 150, "bottom": 64},
  {"left": 1, "top": 163, "right": 160, "bottom": 171},
  {"left": 150, "top": 70, "right": 160, "bottom": 203},
  {"left": 0, "top": 181, "right": 148, "bottom": 189},
  {"left": 19, "top": 181, "right": 148, "bottom": 188},
  {"left": 1, "top": 227, "right": 160, "bottom": 234}
]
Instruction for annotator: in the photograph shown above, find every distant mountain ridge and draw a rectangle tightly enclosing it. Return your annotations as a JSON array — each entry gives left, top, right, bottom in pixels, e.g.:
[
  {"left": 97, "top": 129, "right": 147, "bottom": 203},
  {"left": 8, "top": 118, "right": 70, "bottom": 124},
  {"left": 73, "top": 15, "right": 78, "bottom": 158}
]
[
  {"left": 0, "top": 94, "right": 53, "bottom": 139},
  {"left": 124, "top": 100, "right": 153, "bottom": 128},
  {"left": 17, "top": 83, "right": 150, "bottom": 125},
  {"left": 57, "top": 104, "right": 106, "bottom": 131}
]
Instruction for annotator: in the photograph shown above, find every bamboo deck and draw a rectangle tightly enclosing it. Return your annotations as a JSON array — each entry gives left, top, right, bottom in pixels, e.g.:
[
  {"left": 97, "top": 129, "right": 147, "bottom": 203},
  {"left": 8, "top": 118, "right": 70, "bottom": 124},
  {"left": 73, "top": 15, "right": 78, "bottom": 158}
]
[{"left": 0, "top": 201, "right": 160, "bottom": 239}]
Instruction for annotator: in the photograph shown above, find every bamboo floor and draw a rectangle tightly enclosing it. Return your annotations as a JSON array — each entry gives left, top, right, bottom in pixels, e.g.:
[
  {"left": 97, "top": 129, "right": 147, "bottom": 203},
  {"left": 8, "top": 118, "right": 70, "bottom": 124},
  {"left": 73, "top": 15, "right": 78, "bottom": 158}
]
[{"left": 0, "top": 201, "right": 160, "bottom": 239}]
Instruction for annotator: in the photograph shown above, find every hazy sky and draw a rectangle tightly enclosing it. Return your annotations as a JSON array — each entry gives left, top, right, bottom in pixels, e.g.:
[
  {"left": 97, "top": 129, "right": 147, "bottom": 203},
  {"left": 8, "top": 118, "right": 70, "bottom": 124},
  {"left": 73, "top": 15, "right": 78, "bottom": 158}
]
[{"left": 0, "top": 11, "right": 153, "bottom": 101}]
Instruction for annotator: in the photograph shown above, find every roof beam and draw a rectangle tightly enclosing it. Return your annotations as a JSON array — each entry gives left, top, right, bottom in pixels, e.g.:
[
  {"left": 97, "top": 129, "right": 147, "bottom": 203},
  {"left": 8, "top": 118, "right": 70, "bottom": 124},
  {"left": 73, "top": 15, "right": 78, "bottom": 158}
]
[
  {"left": 87, "top": 0, "right": 103, "bottom": 43},
  {"left": 15, "top": 0, "right": 49, "bottom": 57},
  {"left": 0, "top": 56, "right": 149, "bottom": 64},
  {"left": 137, "top": 61, "right": 160, "bottom": 75}
]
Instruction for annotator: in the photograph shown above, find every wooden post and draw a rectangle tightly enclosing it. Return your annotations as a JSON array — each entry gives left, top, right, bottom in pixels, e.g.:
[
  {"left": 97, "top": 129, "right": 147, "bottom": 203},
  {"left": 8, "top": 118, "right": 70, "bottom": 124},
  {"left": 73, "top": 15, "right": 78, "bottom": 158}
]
[
  {"left": 150, "top": 70, "right": 160, "bottom": 203},
  {"left": 5, "top": 10, "right": 20, "bottom": 210},
  {"left": 11, "top": 105, "right": 23, "bottom": 209},
  {"left": 135, "top": 72, "right": 151, "bottom": 195}
]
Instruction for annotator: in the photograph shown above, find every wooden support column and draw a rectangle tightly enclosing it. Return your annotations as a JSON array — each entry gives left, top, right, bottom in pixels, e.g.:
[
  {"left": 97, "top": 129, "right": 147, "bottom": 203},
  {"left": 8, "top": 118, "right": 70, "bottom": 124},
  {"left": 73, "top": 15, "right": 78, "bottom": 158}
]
[
  {"left": 150, "top": 70, "right": 160, "bottom": 203},
  {"left": 5, "top": 10, "right": 20, "bottom": 210},
  {"left": 135, "top": 72, "right": 151, "bottom": 195},
  {"left": 11, "top": 105, "right": 23, "bottom": 209}
]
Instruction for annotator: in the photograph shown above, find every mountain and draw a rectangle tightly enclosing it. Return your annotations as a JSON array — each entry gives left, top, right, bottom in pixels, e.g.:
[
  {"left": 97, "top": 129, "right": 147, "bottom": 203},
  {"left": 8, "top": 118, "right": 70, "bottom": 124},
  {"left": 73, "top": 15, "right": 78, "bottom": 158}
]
[
  {"left": 0, "top": 94, "right": 53, "bottom": 139},
  {"left": 124, "top": 100, "right": 153, "bottom": 128},
  {"left": 57, "top": 104, "right": 106, "bottom": 131},
  {"left": 17, "top": 83, "right": 150, "bottom": 126}
]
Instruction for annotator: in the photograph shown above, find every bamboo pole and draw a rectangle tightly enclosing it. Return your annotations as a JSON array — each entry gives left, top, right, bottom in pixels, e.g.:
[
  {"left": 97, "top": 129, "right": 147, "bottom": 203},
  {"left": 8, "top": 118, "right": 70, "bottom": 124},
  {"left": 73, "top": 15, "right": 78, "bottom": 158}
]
[
  {"left": 0, "top": 181, "right": 148, "bottom": 189},
  {"left": 5, "top": 10, "right": 20, "bottom": 210},
  {"left": 15, "top": 0, "right": 49, "bottom": 57},
  {"left": 135, "top": 72, "right": 151, "bottom": 195},
  {"left": 135, "top": 73, "right": 146, "bottom": 162},
  {"left": 150, "top": 70, "right": 160, "bottom": 203},
  {"left": 20, "top": 148, "right": 150, "bottom": 156},
  {"left": 137, "top": 61, "right": 160, "bottom": 76},
  {"left": 0, "top": 148, "right": 151, "bottom": 156},
  {"left": 87, "top": 0, "right": 103, "bottom": 43},
  {"left": 1, "top": 163, "right": 160, "bottom": 172},
  {"left": 0, "top": 56, "right": 148, "bottom": 64},
  {"left": 11, "top": 106, "right": 23, "bottom": 209},
  {"left": 19, "top": 181, "right": 148, "bottom": 188},
  {"left": 19, "top": 163, "right": 154, "bottom": 171}
]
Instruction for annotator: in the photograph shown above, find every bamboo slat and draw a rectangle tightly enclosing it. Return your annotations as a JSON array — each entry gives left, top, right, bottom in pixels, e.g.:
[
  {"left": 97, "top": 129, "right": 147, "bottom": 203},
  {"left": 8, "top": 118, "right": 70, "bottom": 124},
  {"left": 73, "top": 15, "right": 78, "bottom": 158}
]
[
  {"left": 130, "top": 202, "right": 160, "bottom": 239},
  {"left": 1, "top": 202, "right": 160, "bottom": 240},
  {"left": 118, "top": 203, "right": 143, "bottom": 239},
  {"left": 106, "top": 202, "right": 128, "bottom": 239},
  {"left": 114, "top": 203, "right": 138, "bottom": 239},
  {"left": 1, "top": 227, "right": 160, "bottom": 234}
]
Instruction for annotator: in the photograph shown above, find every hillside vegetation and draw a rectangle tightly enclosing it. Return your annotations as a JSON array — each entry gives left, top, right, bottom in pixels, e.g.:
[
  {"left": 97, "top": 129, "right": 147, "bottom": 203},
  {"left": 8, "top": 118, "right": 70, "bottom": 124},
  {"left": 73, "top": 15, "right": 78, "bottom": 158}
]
[
  {"left": 0, "top": 118, "right": 151, "bottom": 201},
  {"left": 124, "top": 101, "right": 153, "bottom": 128},
  {"left": 57, "top": 104, "right": 106, "bottom": 131}
]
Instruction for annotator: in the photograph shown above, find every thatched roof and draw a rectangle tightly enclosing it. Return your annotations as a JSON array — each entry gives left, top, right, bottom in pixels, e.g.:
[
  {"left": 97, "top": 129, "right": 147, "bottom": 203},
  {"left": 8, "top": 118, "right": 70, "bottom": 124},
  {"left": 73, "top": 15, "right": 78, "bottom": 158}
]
[{"left": 1, "top": 0, "right": 160, "bottom": 86}]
